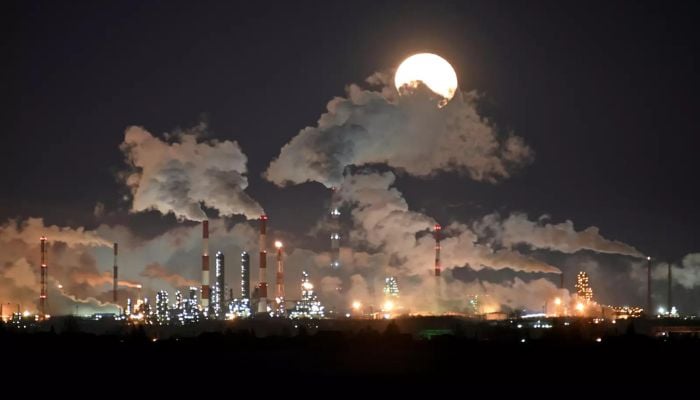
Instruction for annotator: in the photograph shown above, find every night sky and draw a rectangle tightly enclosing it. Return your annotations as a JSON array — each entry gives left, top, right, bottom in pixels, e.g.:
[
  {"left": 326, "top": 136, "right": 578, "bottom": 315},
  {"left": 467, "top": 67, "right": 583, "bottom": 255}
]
[{"left": 3, "top": 1, "right": 700, "bottom": 313}]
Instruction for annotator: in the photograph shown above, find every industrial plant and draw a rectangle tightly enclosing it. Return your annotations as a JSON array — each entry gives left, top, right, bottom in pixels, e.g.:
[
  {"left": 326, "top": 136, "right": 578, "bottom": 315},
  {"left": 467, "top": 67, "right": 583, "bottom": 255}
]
[{"left": 2, "top": 211, "right": 697, "bottom": 343}]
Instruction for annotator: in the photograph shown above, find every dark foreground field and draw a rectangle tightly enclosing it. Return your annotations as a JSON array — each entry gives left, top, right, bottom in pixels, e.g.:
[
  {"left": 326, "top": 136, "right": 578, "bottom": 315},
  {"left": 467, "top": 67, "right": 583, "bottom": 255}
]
[{"left": 3, "top": 321, "right": 699, "bottom": 383}]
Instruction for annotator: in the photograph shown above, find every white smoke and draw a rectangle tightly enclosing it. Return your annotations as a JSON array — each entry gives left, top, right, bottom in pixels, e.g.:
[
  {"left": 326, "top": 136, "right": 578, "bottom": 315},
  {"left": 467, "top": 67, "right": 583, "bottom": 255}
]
[
  {"left": 336, "top": 171, "right": 560, "bottom": 275},
  {"left": 475, "top": 212, "right": 644, "bottom": 258},
  {"left": 120, "top": 124, "right": 263, "bottom": 221},
  {"left": 266, "top": 74, "right": 533, "bottom": 187}
]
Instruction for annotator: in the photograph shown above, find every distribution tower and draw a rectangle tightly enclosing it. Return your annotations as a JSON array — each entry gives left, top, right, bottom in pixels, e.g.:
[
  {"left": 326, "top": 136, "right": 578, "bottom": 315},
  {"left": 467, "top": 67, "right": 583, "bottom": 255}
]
[
  {"left": 257, "top": 215, "right": 268, "bottom": 313},
  {"left": 201, "top": 220, "right": 210, "bottom": 314},
  {"left": 330, "top": 187, "right": 341, "bottom": 269},
  {"left": 39, "top": 236, "right": 48, "bottom": 319},
  {"left": 275, "top": 241, "right": 285, "bottom": 316},
  {"left": 113, "top": 243, "right": 118, "bottom": 305}
]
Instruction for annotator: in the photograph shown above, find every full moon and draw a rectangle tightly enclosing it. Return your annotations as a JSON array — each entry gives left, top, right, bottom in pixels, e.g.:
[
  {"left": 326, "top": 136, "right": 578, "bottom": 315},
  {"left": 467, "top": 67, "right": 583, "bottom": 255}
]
[{"left": 394, "top": 53, "right": 458, "bottom": 106}]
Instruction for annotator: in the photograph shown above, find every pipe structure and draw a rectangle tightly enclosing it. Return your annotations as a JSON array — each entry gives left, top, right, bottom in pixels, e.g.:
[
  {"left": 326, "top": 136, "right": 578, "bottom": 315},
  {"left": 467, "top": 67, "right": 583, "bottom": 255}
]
[
  {"left": 257, "top": 215, "right": 268, "bottom": 313},
  {"left": 113, "top": 243, "right": 118, "bottom": 305},
  {"left": 40, "top": 236, "right": 48, "bottom": 319},
  {"left": 201, "top": 220, "right": 210, "bottom": 314},
  {"left": 647, "top": 256, "right": 652, "bottom": 315},
  {"left": 434, "top": 224, "right": 441, "bottom": 277},
  {"left": 330, "top": 187, "right": 341, "bottom": 269},
  {"left": 275, "top": 241, "right": 285, "bottom": 316},
  {"left": 668, "top": 261, "right": 672, "bottom": 313}
]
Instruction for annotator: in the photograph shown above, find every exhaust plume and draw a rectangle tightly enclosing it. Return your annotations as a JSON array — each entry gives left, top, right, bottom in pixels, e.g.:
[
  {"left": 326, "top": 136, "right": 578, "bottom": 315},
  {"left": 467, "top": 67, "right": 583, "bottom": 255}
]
[{"left": 120, "top": 124, "right": 263, "bottom": 221}]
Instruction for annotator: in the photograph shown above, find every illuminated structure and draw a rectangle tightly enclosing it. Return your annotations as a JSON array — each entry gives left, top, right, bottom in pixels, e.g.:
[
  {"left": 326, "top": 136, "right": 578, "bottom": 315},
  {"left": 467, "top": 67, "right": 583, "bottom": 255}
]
[
  {"left": 384, "top": 276, "right": 400, "bottom": 298},
  {"left": 575, "top": 271, "right": 593, "bottom": 303},
  {"left": 201, "top": 220, "right": 210, "bottom": 315},
  {"left": 382, "top": 276, "right": 400, "bottom": 317},
  {"left": 173, "top": 287, "right": 200, "bottom": 324},
  {"left": 257, "top": 215, "right": 268, "bottom": 314},
  {"left": 155, "top": 290, "right": 169, "bottom": 324},
  {"left": 467, "top": 295, "right": 481, "bottom": 316},
  {"left": 241, "top": 251, "right": 250, "bottom": 301},
  {"left": 330, "top": 187, "right": 341, "bottom": 269},
  {"left": 39, "top": 236, "right": 48, "bottom": 319},
  {"left": 126, "top": 298, "right": 133, "bottom": 316},
  {"left": 113, "top": 243, "right": 118, "bottom": 307},
  {"left": 274, "top": 241, "right": 285, "bottom": 317},
  {"left": 211, "top": 251, "right": 225, "bottom": 319},
  {"left": 289, "top": 270, "right": 324, "bottom": 319},
  {"left": 229, "top": 251, "right": 252, "bottom": 318}
]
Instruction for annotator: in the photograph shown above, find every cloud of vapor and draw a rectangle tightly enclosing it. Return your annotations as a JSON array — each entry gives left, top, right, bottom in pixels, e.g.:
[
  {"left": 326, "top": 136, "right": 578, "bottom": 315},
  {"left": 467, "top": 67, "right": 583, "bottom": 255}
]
[
  {"left": 638, "top": 254, "right": 700, "bottom": 290},
  {"left": 266, "top": 74, "right": 533, "bottom": 188},
  {"left": 120, "top": 124, "right": 263, "bottom": 221},
  {"left": 0, "top": 218, "right": 116, "bottom": 314},
  {"left": 475, "top": 213, "right": 644, "bottom": 258},
  {"left": 141, "top": 262, "right": 198, "bottom": 288},
  {"left": 336, "top": 170, "right": 560, "bottom": 275}
]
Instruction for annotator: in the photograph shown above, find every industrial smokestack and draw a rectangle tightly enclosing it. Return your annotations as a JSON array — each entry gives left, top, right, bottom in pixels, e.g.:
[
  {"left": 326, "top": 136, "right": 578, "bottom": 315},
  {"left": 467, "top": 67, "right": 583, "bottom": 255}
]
[
  {"left": 241, "top": 251, "right": 250, "bottom": 300},
  {"left": 257, "top": 215, "right": 268, "bottom": 313},
  {"left": 40, "top": 236, "right": 48, "bottom": 319},
  {"left": 433, "top": 224, "right": 441, "bottom": 277},
  {"left": 330, "top": 187, "right": 341, "bottom": 269},
  {"left": 113, "top": 243, "right": 118, "bottom": 306},
  {"left": 201, "top": 220, "right": 210, "bottom": 315},
  {"left": 646, "top": 256, "right": 652, "bottom": 315},
  {"left": 667, "top": 261, "right": 672, "bottom": 313},
  {"left": 214, "top": 251, "right": 225, "bottom": 319},
  {"left": 275, "top": 241, "right": 285, "bottom": 316}
]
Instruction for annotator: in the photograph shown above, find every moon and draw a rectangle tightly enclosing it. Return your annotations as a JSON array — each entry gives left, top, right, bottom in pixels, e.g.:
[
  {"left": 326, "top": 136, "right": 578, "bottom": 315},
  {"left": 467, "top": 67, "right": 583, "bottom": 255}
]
[{"left": 394, "top": 53, "right": 458, "bottom": 106}]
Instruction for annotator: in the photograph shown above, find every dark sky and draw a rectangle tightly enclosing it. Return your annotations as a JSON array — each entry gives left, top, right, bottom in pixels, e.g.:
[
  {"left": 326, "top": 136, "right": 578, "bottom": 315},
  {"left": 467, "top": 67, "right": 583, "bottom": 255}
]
[{"left": 3, "top": 0, "right": 699, "bottom": 264}]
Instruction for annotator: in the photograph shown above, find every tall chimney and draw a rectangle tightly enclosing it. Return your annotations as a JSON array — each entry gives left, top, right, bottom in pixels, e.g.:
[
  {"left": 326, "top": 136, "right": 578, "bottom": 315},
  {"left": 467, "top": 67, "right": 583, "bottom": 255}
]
[
  {"left": 113, "top": 243, "right": 118, "bottom": 305},
  {"left": 241, "top": 251, "right": 250, "bottom": 300},
  {"left": 433, "top": 224, "right": 441, "bottom": 277},
  {"left": 201, "top": 220, "right": 210, "bottom": 314},
  {"left": 40, "top": 236, "right": 48, "bottom": 319},
  {"left": 646, "top": 256, "right": 652, "bottom": 315},
  {"left": 667, "top": 261, "right": 672, "bottom": 313},
  {"left": 257, "top": 215, "right": 268, "bottom": 313},
  {"left": 275, "top": 241, "right": 285, "bottom": 316},
  {"left": 330, "top": 187, "right": 341, "bottom": 269}
]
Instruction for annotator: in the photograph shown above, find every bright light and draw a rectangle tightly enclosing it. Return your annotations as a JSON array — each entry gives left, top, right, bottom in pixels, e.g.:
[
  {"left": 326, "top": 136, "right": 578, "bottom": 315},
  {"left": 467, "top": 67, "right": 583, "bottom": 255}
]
[
  {"left": 395, "top": 53, "right": 458, "bottom": 107},
  {"left": 520, "top": 338, "right": 526, "bottom": 343},
  {"left": 302, "top": 282, "right": 313, "bottom": 291},
  {"left": 554, "top": 297, "right": 562, "bottom": 306},
  {"left": 274, "top": 240, "right": 283, "bottom": 249},
  {"left": 596, "top": 337, "right": 602, "bottom": 343},
  {"left": 383, "top": 300, "right": 394, "bottom": 312},
  {"left": 646, "top": 256, "right": 651, "bottom": 261},
  {"left": 658, "top": 307, "right": 666, "bottom": 315},
  {"left": 575, "top": 302, "right": 585, "bottom": 312},
  {"left": 57, "top": 283, "right": 63, "bottom": 289},
  {"left": 23, "top": 310, "right": 30, "bottom": 317},
  {"left": 352, "top": 301, "right": 361, "bottom": 311}
]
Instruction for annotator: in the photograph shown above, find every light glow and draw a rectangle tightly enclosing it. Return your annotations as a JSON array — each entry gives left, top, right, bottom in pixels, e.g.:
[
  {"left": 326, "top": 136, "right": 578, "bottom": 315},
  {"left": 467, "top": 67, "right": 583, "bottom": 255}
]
[{"left": 395, "top": 53, "right": 458, "bottom": 107}]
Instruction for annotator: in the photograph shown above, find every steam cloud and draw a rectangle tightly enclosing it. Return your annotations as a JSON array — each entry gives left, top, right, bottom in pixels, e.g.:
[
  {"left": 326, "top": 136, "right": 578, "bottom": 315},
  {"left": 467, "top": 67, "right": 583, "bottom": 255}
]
[
  {"left": 476, "top": 213, "right": 644, "bottom": 258},
  {"left": 141, "top": 263, "right": 199, "bottom": 288},
  {"left": 120, "top": 124, "right": 263, "bottom": 221},
  {"left": 266, "top": 74, "right": 533, "bottom": 187}
]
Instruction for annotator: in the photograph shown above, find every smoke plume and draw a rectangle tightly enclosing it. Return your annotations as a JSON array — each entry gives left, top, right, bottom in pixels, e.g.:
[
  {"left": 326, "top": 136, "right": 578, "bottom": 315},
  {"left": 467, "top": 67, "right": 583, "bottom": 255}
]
[
  {"left": 120, "top": 124, "right": 263, "bottom": 221},
  {"left": 141, "top": 262, "right": 198, "bottom": 288},
  {"left": 476, "top": 213, "right": 644, "bottom": 258},
  {"left": 266, "top": 74, "right": 533, "bottom": 187}
]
